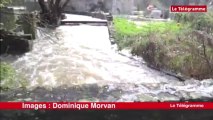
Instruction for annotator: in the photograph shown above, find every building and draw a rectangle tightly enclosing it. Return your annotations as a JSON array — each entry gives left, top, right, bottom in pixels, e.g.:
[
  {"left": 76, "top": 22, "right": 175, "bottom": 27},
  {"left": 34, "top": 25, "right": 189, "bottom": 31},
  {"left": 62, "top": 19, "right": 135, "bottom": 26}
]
[
  {"left": 108, "top": 0, "right": 135, "bottom": 14},
  {"left": 65, "top": 0, "right": 135, "bottom": 14}
]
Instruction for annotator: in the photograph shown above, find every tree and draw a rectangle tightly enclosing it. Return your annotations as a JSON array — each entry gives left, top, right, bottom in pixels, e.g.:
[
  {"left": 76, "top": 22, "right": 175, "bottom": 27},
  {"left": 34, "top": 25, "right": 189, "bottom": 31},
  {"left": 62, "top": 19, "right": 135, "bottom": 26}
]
[
  {"left": 38, "top": 0, "right": 70, "bottom": 25},
  {"left": 0, "top": 0, "right": 11, "bottom": 7}
]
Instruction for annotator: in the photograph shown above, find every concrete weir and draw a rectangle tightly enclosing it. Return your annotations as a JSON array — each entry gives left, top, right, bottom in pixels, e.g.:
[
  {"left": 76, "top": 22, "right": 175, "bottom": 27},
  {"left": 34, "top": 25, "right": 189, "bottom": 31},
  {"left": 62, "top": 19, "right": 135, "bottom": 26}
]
[{"left": 60, "top": 14, "right": 109, "bottom": 26}]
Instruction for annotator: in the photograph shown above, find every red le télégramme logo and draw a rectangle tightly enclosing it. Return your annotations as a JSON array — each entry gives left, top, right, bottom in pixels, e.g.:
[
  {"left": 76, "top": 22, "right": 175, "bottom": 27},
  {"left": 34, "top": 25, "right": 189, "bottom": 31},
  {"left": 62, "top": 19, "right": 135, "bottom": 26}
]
[{"left": 170, "top": 5, "right": 207, "bottom": 12}]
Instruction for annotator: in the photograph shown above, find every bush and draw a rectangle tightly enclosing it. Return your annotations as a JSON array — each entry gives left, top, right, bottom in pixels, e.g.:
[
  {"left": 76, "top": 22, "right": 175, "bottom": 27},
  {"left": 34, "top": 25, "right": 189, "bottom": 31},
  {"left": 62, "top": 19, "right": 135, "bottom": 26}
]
[
  {"left": 113, "top": 13, "right": 213, "bottom": 80},
  {"left": 174, "top": 12, "right": 213, "bottom": 33},
  {"left": 0, "top": 62, "right": 28, "bottom": 90}
]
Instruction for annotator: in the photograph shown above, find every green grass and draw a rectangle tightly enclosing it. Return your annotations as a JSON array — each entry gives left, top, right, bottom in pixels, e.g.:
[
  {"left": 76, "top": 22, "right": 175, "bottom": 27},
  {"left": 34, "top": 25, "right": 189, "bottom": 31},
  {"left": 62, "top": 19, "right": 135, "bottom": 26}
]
[
  {"left": 113, "top": 14, "right": 213, "bottom": 80},
  {"left": 114, "top": 18, "right": 181, "bottom": 34},
  {"left": 113, "top": 18, "right": 181, "bottom": 50},
  {"left": 0, "top": 62, "right": 28, "bottom": 90}
]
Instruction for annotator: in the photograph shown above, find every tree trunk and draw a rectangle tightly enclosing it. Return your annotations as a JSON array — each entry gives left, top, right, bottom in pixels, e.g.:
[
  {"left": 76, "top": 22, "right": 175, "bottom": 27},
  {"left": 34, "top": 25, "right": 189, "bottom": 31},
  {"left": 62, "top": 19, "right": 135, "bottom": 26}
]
[
  {"left": 38, "top": 0, "right": 70, "bottom": 26},
  {"left": 38, "top": 0, "right": 48, "bottom": 14}
]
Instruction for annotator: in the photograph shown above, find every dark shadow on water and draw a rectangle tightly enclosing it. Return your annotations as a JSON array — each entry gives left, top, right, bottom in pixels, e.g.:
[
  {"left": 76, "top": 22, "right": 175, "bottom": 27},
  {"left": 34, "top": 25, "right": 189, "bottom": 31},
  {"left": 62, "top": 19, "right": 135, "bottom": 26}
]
[
  {"left": 0, "top": 54, "right": 24, "bottom": 63},
  {"left": 0, "top": 84, "right": 124, "bottom": 102},
  {"left": 0, "top": 110, "right": 213, "bottom": 120},
  {"left": 1, "top": 84, "right": 213, "bottom": 102}
]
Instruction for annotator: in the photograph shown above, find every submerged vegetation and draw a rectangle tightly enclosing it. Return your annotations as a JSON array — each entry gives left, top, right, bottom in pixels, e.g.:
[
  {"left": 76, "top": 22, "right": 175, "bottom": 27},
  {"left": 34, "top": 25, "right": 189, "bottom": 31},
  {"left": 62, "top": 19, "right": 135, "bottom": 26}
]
[
  {"left": 0, "top": 63, "right": 28, "bottom": 90},
  {"left": 114, "top": 12, "right": 213, "bottom": 80}
]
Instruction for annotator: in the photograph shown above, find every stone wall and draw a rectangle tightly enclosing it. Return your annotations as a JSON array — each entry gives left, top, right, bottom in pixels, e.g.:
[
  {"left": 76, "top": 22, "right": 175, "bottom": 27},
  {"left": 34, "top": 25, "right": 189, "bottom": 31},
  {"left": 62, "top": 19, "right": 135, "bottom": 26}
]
[{"left": 0, "top": 7, "right": 26, "bottom": 30}]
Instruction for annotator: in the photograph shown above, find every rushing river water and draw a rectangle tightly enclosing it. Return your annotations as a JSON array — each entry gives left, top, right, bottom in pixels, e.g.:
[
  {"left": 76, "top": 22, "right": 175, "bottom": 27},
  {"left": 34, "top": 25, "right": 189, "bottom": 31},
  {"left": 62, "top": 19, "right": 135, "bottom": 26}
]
[{"left": 1, "top": 15, "right": 213, "bottom": 102}]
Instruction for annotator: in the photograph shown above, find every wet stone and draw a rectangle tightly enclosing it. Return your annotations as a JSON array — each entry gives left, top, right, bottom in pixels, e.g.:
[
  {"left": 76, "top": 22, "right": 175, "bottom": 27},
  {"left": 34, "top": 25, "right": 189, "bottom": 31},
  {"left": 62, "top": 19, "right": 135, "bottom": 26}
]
[
  {"left": 31, "top": 87, "right": 49, "bottom": 95},
  {"left": 169, "top": 81, "right": 185, "bottom": 86},
  {"left": 78, "top": 98, "right": 99, "bottom": 102},
  {"left": 16, "top": 99, "right": 24, "bottom": 101},
  {"left": 189, "top": 92, "right": 211, "bottom": 100},
  {"left": 157, "top": 92, "right": 180, "bottom": 101},
  {"left": 105, "top": 96, "right": 117, "bottom": 102},
  {"left": 201, "top": 79, "right": 213, "bottom": 87},
  {"left": 118, "top": 94, "right": 138, "bottom": 102},
  {"left": 137, "top": 93, "right": 158, "bottom": 102},
  {"left": 57, "top": 96, "right": 62, "bottom": 100},
  {"left": 163, "top": 85, "right": 177, "bottom": 93},
  {"left": 44, "top": 94, "right": 50, "bottom": 98},
  {"left": 24, "top": 98, "right": 33, "bottom": 101},
  {"left": 184, "top": 79, "right": 201, "bottom": 86},
  {"left": 16, "top": 93, "right": 22, "bottom": 97},
  {"left": 109, "top": 90, "right": 123, "bottom": 98},
  {"left": 174, "top": 91, "right": 191, "bottom": 100},
  {"left": 143, "top": 83, "right": 161, "bottom": 90},
  {"left": 78, "top": 99, "right": 91, "bottom": 102},
  {"left": 189, "top": 92, "right": 200, "bottom": 99},
  {"left": 134, "top": 85, "right": 150, "bottom": 93}
]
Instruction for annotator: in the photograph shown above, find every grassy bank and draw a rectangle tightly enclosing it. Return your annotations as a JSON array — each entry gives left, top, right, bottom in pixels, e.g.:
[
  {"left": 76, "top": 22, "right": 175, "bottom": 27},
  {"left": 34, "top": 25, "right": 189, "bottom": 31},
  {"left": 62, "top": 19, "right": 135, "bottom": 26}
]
[
  {"left": 113, "top": 13, "right": 213, "bottom": 80},
  {"left": 0, "top": 62, "right": 28, "bottom": 90}
]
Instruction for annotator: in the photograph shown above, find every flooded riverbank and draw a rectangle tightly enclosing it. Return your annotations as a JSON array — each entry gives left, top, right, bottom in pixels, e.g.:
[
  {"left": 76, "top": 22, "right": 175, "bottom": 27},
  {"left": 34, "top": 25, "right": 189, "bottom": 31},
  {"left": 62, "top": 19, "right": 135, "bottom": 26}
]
[{"left": 1, "top": 15, "right": 213, "bottom": 102}]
